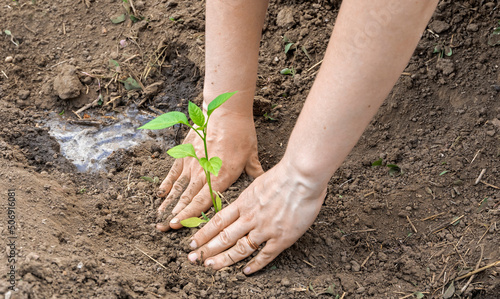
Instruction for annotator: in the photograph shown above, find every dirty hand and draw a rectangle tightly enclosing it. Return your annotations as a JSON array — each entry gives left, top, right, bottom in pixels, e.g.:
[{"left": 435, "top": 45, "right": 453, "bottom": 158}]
[
  {"left": 156, "top": 112, "right": 263, "bottom": 231},
  {"left": 186, "top": 160, "right": 327, "bottom": 274}
]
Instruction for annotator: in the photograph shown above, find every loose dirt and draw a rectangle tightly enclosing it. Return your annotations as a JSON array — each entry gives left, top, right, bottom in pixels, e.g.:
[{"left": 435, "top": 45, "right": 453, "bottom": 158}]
[{"left": 0, "top": 0, "right": 499, "bottom": 298}]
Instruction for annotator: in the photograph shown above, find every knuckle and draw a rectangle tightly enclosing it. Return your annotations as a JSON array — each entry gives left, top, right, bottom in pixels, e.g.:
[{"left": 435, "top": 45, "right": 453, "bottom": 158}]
[
  {"left": 178, "top": 195, "right": 191, "bottom": 204},
  {"left": 172, "top": 183, "right": 185, "bottom": 193},
  {"left": 211, "top": 213, "right": 225, "bottom": 230},
  {"left": 218, "top": 229, "right": 230, "bottom": 245},
  {"left": 234, "top": 239, "right": 247, "bottom": 255}
]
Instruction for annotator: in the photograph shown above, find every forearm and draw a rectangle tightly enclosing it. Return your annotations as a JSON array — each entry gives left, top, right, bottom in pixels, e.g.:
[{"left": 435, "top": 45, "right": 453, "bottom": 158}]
[
  {"left": 284, "top": 0, "right": 438, "bottom": 186},
  {"left": 204, "top": 0, "right": 269, "bottom": 117}
]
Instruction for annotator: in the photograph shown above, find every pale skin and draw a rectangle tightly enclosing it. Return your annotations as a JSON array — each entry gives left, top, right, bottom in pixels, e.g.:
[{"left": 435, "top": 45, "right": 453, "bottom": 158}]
[{"left": 156, "top": 0, "right": 439, "bottom": 274}]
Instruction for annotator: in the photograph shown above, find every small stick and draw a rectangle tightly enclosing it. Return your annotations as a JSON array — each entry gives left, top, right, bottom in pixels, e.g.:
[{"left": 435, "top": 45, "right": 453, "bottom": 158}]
[
  {"left": 305, "top": 59, "right": 323, "bottom": 73},
  {"left": 72, "top": 110, "right": 83, "bottom": 120},
  {"left": 74, "top": 97, "right": 100, "bottom": 115},
  {"left": 360, "top": 251, "right": 374, "bottom": 269},
  {"left": 421, "top": 212, "right": 446, "bottom": 221},
  {"left": 460, "top": 246, "right": 483, "bottom": 293},
  {"left": 23, "top": 24, "right": 36, "bottom": 34},
  {"left": 302, "top": 259, "right": 316, "bottom": 268},
  {"left": 1, "top": 70, "right": 8, "bottom": 79},
  {"left": 123, "top": 54, "right": 140, "bottom": 63},
  {"left": 364, "top": 191, "right": 375, "bottom": 197},
  {"left": 407, "top": 216, "right": 418, "bottom": 233},
  {"left": 339, "top": 292, "right": 346, "bottom": 299},
  {"left": 474, "top": 169, "right": 486, "bottom": 185},
  {"left": 477, "top": 223, "right": 493, "bottom": 245},
  {"left": 431, "top": 215, "right": 464, "bottom": 234},
  {"left": 401, "top": 72, "right": 412, "bottom": 76},
  {"left": 470, "top": 149, "right": 481, "bottom": 164},
  {"left": 63, "top": 22, "right": 66, "bottom": 35},
  {"left": 480, "top": 181, "right": 500, "bottom": 189},
  {"left": 456, "top": 260, "right": 500, "bottom": 281},
  {"left": 104, "top": 96, "right": 122, "bottom": 107},
  {"left": 134, "top": 246, "right": 168, "bottom": 270}
]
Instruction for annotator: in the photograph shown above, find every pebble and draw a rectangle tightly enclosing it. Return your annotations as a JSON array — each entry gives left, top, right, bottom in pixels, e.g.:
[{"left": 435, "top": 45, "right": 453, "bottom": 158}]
[
  {"left": 18, "top": 90, "right": 31, "bottom": 100},
  {"left": 351, "top": 260, "right": 361, "bottom": 272},
  {"left": 281, "top": 277, "right": 291, "bottom": 286},
  {"left": 5, "top": 56, "right": 13, "bottom": 63}
]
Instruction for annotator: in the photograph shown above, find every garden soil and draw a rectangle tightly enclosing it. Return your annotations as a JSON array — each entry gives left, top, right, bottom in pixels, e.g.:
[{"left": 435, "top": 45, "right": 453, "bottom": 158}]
[{"left": 0, "top": 0, "right": 499, "bottom": 298}]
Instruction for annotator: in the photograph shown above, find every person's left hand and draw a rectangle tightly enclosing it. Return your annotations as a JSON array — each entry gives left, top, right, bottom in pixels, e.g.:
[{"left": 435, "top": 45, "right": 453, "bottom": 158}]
[{"left": 185, "top": 159, "right": 327, "bottom": 274}]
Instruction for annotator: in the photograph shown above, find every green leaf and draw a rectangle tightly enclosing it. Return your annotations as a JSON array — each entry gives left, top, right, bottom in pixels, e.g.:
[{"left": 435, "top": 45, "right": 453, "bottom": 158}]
[
  {"left": 198, "top": 156, "right": 222, "bottom": 176},
  {"left": 141, "top": 176, "right": 154, "bottom": 183},
  {"left": 201, "top": 211, "right": 210, "bottom": 222},
  {"left": 439, "top": 170, "right": 449, "bottom": 176},
  {"left": 59, "top": 110, "right": 65, "bottom": 115},
  {"left": 445, "top": 46, "right": 452, "bottom": 57},
  {"left": 167, "top": 144, "right": 197, "bottom": 159},
  {"left": 280, "top": 68, "right": 292, "bottom": 75},
  {"left": 371, "top": 158, "right": 383, "bottom": 166},
  {"left": 207, "top": 91, "right": 237, "bottom": 117},
  {"left": 4, "top": 30, "right": 12, "bottom": 35},
  {"left": 122, "top": 76, "right": 141, "bottom": 90},
  {"left": 215, "top": 193, "right": 222, "bottom": 212},
  {"left": 111, "top": 14, "right": 126, "bottom": 24},
  {"left": 284, "top": 42, "right": 294, "bottom": 54},
  {"left": 138, "top": 111, "right": 188, "bottom": 130},
  {"left": 414, "top": 291, "right": 424, "bottom": 299},
  {"left": 188, "top": 101, "right": 205, "bottom": 127},
  {"left": 108, "top": 59, "right": 121, "bottom": 72},
  {"left": 387, "top": 164, "right": 401, "bottom": 175},
  {"left": 209, "top": 157, "right": 222, "bottom": 176},
  {"left": 180, "top": 217, "right": 207, "bottom": 227}
]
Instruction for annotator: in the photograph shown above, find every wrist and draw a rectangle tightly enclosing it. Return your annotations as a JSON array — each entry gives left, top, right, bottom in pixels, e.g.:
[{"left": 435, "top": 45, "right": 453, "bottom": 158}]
[{"left": 278, "top": 156, "right": 330, "bottom": 198}]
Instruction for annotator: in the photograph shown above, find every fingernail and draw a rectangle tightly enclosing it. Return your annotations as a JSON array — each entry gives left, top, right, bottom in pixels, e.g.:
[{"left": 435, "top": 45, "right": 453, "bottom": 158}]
[
  {"left": 188, "top": 252, "right": 198, "bottom": 262},
  {"left": 243, "top": 266, "right": 251, "bottom": 274},
  {"left": 205, "top": 259, "right": 214, "bottom": 267},
  {"left": 170, "top": 218, "right": 179, "bottom": 224},
  {"left": 189, "top": 240, "right": 197, "bottom": 249}
]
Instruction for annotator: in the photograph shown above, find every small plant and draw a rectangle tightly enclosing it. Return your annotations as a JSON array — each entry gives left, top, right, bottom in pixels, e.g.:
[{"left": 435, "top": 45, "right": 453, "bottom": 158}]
[
  {"left": 433, "top": 44, "right": 452, "bottom": 58},
  {"left": 139, "top": 91, "right": 236, "bottom": 227},
  {"left": 371, "top": 158, "right": 402, "bottom": 176}
]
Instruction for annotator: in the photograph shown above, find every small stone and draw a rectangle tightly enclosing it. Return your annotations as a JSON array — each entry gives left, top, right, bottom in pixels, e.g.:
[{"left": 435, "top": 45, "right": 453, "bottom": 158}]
[
  {"left": 351, "top": 260, "right": 361, "bottom": 272},
  {"left": 281, "top": 277, "right": 291, "bottom": 287},
  {"left": 430, "top": 20, "right": 450, "bottom": 34},
  {"left": 18, "top": 90, "right": 31, "bottom": 100},
  {"left": 486, "top": 130, "right": 496, "bottom": 137},
  {"left": 436, "top": 59, "right": 455, "bottom": 76},
  {"left": 276, "top": 7, "right": 296, "bottom": 28},
  {"left": 53, "top": 65, "right": 83, "bottom": 100},
  {"left": 5, "top": 56, "right": 13, "bottom": 63},
  {"left": 466, "top": 23, "right": 479, "bottom": 32}
]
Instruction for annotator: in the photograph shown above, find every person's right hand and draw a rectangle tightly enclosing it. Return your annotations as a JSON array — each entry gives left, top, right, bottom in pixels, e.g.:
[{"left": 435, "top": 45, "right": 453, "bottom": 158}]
[{"left": 155, "top": 111, "right": 264, "bottom": 231}]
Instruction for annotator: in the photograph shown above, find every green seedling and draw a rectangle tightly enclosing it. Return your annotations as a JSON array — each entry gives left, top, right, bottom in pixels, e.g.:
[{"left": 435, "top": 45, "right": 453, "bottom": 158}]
[
  {"left": 433, "top": 44, "right": 452, "bottom": 58},
  {"left": 139, "top": 91, "right": 237, "bottom": 227},
  {"left": 4, "top": 30, "right": 19, "bottom": 46},
  {"left": 141, "top": 176, "right": 160, "bottom": 185},
  {"left": 439, "top": 170, "right": 449, "bottom": 176},
  {"left": 488, "top": 20, "right": 500, "bottom": 46},
  {"left": 372, "top": 158, "right": 402, "bottom": 175},
  {"left": 493, "top": 20, "right": 500, "bottom": 35},
  {"left": 280, "top": 67, "right": 296, "bottom": 76}
]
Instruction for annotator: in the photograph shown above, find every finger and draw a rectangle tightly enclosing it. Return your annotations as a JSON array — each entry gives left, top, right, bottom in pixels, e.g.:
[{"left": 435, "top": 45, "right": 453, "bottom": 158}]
[
  {"left": 244, "top": 153, "right": 264, "bottom": 179},
  {"left": 157, "top": 159, "right": 183, "bottom": 198},
  {"left": 242, "top": 239, "right": 282, "bottom": 275},
  {"left": 157, "top": 175, "right": 189, "bottom": 213},
  {"left": 168, "top": 184, "right": 214, "bottom": 229},
  {"left": 187, "top": 217, "right": 251, "bottom": 263},
  {"left": 192, "top": 231, "right": 261, "bottom": 270},
  {"left": 186, "top": 191, "right": 242, "bottom": 246},
  {"left": 171, "top": 178, "right": 205, "bottom": 215}
]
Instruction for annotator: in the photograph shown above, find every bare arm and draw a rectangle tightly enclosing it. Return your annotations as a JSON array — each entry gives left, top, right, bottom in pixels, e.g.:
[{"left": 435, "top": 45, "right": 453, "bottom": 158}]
[{"left": 188, "top": 0, "right": 439, "bottom": 274}]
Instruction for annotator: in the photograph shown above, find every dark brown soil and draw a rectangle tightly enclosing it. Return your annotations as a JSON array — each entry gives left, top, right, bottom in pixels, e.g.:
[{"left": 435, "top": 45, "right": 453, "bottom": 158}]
[{"left": 1, "top": 0, "right": 499, "bottom": 298}]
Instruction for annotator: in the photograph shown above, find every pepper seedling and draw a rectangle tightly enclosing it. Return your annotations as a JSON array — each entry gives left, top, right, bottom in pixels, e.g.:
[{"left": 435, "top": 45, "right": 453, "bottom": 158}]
[{"left": 138, "top": 91, "right": 237, "bottom": 227}]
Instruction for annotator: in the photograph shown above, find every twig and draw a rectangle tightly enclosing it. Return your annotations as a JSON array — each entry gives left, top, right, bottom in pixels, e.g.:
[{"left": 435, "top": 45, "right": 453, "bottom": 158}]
[
  {"left": 74, "top": 96, "right": 101, "bottom": 115},
  {"left": 105, "top": 96, "right": 122, "bottom": 107},
  {"left": 302, "top": 259, "right": 316, "bottom": 268},
  {"left": 460, "top": 246, "right": 483, "bottom": 293},
  {"left": 364, "top": 191, "right": 375, "bottom": 197},
  {"left": 134, "top": 246, "right": 168, "bottom": 270},
  {"left": 421, "top": 212, "right": 446, "bottom": 221},
  {"left": 360, "top": 251, "right": 374, "bottom": 269},
  {"left": 407, "top": 216, "right": 418, "bottom": 233},
  {"left": 23, "top": 24, "right": 36, "bottom": 34},
  {"left": 456, "top": 260, "right": 500, "bottom": 281},
  {"left": 1, "top": 70, "right": 8, "bottom": 79},
  {"left": 72, "top": 110, "right": 83, "bottom": 120},
  {"left": 339, "top": 292, "right": 346, "bottom": 299},
  {"left": 305, "top": 59, "right": 323, "bottom": 73},
  {"left": 431, "top": 215, "right": 464, "bottom": 234},
  {"left": 474, "top": 169, "right": 486, "bottom": 185},
  {"left": 48, "top": 60, "right": 67, "bottom": 69},
  {"left": 480, "top": 181, "right": 500, "bottom": 189},
  {"left": 477, "top": 223, "right": 493, "bottom": 245},
  {"left": 470, "top": 149, "right": 482, "bottom": 164}
]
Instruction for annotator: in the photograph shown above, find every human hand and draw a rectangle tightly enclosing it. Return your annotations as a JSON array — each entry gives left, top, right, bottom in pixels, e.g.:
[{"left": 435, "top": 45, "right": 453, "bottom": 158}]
[
  {"left": 156, "top": 113, "right": 263, "bottom": 231},
  {"left": 185, "top": 160, "right": 327, "bottom": 274}
]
